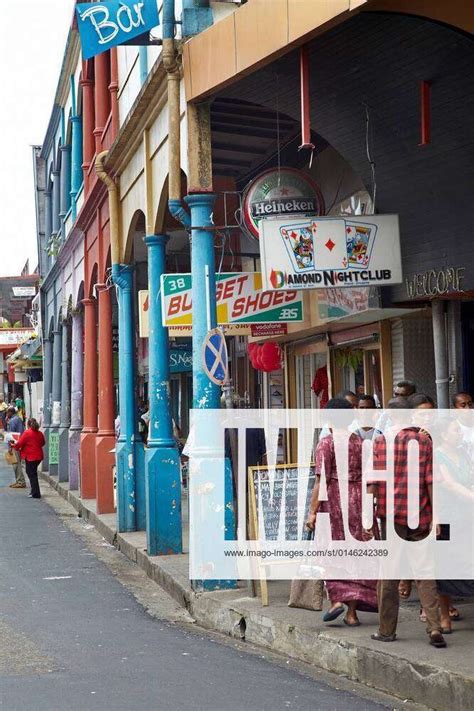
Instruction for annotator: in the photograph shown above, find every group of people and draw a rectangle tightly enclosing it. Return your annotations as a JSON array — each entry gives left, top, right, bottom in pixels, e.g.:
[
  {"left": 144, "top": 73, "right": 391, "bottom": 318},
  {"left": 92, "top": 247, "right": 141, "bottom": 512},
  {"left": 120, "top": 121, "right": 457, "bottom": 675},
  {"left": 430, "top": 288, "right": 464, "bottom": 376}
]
[
  {"left": 306, "top": 381, "right": 473, "bottom": 649},
  {"left": 0, "top": 395, "right": 45, "bottom": 499}
]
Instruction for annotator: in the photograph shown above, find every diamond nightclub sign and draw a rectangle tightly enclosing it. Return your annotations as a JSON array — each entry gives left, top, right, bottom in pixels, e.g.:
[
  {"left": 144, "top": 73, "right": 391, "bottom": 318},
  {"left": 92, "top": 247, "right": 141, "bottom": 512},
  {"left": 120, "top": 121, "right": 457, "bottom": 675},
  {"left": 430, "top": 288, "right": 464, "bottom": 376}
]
[{"left": 260, "top": 215, "right": 402, "bottom": 290}]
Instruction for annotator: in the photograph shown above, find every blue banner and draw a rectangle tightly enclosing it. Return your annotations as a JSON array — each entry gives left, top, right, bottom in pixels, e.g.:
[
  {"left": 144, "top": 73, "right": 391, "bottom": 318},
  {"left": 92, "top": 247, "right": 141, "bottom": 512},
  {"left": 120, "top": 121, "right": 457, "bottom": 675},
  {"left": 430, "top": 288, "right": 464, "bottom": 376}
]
[{"left": 76, "top": 1, "right": 160, "bottom": 60}]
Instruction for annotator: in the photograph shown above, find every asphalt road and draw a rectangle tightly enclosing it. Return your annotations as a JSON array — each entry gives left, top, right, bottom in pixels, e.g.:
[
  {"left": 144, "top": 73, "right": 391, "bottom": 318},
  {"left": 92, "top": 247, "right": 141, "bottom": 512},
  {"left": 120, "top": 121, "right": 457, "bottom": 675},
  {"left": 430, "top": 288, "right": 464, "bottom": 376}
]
[{"left": 0, "top": 459, "right": 390, "bottom": 711}]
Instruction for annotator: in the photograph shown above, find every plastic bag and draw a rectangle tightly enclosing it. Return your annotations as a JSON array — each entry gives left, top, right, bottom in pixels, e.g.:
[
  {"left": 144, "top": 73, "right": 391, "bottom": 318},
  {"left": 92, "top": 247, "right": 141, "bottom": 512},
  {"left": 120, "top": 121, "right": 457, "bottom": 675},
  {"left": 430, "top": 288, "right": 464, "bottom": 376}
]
[{"left": 5, "top": 448, "right": 16, "bottom": 465}]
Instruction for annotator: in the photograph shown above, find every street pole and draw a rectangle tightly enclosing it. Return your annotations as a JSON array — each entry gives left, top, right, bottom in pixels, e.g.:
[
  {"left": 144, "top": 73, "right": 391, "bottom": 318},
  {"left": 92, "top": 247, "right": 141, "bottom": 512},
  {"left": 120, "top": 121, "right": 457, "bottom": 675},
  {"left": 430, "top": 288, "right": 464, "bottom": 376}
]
[
  {"left": 144, "top": 235, "right": 182, "bottom": 555},
  {"left": 185, "top": 194, "right": 236, "bottom": 590}
]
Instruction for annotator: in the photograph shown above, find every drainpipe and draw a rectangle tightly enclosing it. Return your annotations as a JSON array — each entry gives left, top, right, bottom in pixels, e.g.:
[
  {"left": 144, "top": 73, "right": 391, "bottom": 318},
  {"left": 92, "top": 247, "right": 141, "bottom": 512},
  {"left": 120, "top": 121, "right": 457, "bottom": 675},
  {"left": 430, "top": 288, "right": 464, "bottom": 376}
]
[
  {"left": 95, "top": 152, "right": 120, "bottom": 265},
  {"left": 432, "top": 300, "right": 450, "bottom": 409},
  {"left": 95, "top": 152, "right": 142, "bottom": 533},
  {"left": 139, "top": 47, "right": 148, "bottom": 86},
  {"left": 162, "top": 0, "right": 191, "bottom": 226}
]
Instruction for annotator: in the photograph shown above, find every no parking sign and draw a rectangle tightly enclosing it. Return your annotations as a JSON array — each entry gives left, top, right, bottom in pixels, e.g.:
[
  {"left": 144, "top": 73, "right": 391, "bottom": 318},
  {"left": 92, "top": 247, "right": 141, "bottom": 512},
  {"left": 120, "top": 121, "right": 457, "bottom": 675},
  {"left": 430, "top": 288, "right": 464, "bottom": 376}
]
[{"left": 202, "top": 329, "right": 228, "bottom": 385}]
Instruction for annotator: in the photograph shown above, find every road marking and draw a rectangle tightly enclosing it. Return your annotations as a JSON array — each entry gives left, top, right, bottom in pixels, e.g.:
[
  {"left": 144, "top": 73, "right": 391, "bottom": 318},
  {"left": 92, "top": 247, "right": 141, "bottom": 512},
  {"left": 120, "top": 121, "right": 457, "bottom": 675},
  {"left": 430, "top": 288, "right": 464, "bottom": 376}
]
[{"left": 43, "top": 576, "right": 73, "bottom": 580}]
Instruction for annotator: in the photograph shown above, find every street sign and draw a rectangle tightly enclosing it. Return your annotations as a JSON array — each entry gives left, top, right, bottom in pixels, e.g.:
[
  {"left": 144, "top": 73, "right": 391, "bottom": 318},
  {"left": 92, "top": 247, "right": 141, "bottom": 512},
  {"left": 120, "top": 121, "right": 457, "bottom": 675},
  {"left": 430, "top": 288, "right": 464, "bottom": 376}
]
[
  {"left": 76, "top": 0, "right": 160, "bottom": 60},
  {"left": 202, "top": 329, "right": 228, "bottom": 386},
  {"left": 160, "top": 273, "right": 303, "bottom": 327},
  {"left": 260, "top": 215, "right": 402, "bottom": 290}
]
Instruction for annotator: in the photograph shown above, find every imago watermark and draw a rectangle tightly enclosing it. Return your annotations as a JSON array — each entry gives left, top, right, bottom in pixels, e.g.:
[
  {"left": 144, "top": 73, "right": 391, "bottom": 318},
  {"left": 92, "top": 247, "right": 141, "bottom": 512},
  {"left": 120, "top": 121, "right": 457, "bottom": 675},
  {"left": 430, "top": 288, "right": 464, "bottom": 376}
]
[{"left": 188, "top": 409, "right": 473, "bottom": 581}]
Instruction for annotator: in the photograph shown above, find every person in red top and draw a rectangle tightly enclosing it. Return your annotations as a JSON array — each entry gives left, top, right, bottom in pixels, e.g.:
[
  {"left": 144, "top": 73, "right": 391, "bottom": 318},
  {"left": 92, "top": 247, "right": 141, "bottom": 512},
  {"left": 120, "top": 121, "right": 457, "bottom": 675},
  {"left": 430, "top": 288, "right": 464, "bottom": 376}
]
[
  {"left": 11, "top": 418, "right": 45, "bottom": 499},
  {"left": 370, "top": 394, "right": 446, "bottom": 648}
]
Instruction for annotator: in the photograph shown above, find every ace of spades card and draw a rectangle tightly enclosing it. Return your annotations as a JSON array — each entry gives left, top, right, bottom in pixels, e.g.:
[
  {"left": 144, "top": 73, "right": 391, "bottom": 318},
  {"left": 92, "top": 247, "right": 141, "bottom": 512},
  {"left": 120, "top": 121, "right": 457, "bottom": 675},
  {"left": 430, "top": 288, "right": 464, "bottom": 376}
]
[
  {"left": 280, "top": 223, "right": 315, "bottom": 272},
  {"left": 311, "top": 220, "right": 348, "bottom": 270},
  {"left": 345, "top": 221, "right": 377, "bottom": 269}
]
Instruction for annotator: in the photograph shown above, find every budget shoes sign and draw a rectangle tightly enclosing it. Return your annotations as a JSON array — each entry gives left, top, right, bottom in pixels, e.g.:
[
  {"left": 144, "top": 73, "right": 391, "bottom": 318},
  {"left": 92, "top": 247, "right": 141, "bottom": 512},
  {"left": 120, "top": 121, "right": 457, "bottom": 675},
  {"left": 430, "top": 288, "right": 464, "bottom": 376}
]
[
  {"left": 260, "top": 215, "right": 402, "bottom": 290},
  {"left": 76, "top": 0, "right": 160, "bottom": 60},
  {"left": 160, "top": 273, "right": 303, "bottom": 326}
]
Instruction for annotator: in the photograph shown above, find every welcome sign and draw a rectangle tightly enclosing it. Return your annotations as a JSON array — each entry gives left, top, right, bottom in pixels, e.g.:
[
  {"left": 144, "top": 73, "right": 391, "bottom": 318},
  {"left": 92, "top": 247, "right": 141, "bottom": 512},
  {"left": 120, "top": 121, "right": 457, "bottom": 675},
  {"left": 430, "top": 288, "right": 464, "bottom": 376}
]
[{"left": 76, "top": 1, "right": 160, "bottom": 60}]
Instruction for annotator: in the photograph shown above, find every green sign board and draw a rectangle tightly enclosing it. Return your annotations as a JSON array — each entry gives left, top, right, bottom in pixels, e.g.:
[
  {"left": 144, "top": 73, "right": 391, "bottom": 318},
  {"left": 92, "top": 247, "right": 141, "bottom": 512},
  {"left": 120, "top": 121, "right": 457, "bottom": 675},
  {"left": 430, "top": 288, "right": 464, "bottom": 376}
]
[{"left": 49, "top": 432, "right": 59, "bottom": 466}]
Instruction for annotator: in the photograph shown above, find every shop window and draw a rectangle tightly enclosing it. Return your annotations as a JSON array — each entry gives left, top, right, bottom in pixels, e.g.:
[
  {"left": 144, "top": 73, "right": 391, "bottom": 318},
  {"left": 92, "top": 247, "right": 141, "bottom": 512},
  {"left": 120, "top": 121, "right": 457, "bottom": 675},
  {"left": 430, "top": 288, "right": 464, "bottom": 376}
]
[{"left": 295, "top": 353, "right": 327, "bottom": 409}]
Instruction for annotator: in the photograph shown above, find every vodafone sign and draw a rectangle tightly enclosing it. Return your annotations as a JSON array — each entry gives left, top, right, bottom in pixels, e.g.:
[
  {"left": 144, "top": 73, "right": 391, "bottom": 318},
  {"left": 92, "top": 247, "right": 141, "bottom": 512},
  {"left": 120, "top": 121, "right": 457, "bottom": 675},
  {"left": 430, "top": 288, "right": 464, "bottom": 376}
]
[{"left": 242, "top": 167, "right": 324, "bottom": 239}]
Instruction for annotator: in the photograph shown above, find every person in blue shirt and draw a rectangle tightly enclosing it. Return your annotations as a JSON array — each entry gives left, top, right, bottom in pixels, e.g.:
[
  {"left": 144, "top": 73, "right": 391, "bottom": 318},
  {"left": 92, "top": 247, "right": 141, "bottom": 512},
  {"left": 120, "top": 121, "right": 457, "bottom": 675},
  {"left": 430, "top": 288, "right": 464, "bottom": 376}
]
[{"left": 7, "top": 407, "right": 26, "bottom": 488}]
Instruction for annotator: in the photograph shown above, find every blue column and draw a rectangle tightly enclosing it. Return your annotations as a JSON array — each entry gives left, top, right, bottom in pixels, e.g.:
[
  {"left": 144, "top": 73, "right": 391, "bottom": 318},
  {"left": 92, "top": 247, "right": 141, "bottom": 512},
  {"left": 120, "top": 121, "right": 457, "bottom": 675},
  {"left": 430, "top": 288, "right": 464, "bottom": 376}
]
[
  {"left": 139, "top": 47, "right": 148, "bottom": 85},
  {"left": 42, "top": 336, "right": 53, "bottom": 468},
  {"left": 184, "top": 194, "right": 220, "bottom": 410},
  {"left": 52, "top": 170, "right": 61, "bottom": 238},
  {"left": 58, "top": 320, "right": 71, "bottom": 482},
  {"left": 184, "top": 194, "right": 236, "bottom": 590},
  {"left": 144, "top": 235, "right": 182, "bottom": 555},
  {"left": 59, "top": 145, "right": 72, "bottom": 221},
  {"left": 70, "top": 116, "right": 83, "bottom": 221},
  {"left": 111, "top": 264, "right": 138, "bottom": 532},
  {"left": 44, "top": 189, "right": 52, "bottom": 272},
  {"left": 50, "top": 328, "right": 62, "bottom": 476}
]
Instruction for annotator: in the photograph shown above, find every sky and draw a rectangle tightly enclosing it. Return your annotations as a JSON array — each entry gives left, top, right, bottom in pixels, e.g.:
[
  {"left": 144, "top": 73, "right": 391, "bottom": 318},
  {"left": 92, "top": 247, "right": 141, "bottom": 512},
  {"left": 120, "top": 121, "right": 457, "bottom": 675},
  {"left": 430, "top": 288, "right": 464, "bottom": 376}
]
[{"left": 0, "top": 0, "right": 76, "bottom": 277}]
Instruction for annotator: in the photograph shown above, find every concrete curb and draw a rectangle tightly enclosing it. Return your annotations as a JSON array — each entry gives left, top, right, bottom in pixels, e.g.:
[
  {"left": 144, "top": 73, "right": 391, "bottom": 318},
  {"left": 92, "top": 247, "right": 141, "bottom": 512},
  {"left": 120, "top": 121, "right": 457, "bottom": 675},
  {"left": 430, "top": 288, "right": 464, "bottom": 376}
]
[{"left": 40, "top": 471, "right": 474, "bottom": 710}]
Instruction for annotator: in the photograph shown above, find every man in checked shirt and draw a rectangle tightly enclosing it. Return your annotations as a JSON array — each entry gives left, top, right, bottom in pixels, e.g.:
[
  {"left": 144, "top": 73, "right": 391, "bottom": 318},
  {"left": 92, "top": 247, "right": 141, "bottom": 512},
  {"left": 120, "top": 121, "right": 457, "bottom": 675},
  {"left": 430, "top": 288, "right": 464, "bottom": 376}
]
[{"left": 370, "top": 394, "right": 447, "bottom": 648}]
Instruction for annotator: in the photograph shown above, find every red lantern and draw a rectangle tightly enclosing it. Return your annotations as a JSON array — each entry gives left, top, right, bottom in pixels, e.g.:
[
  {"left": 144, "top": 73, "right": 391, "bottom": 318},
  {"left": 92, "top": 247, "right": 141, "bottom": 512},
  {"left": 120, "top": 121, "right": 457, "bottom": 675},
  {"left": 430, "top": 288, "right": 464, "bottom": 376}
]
[
  {"left": 253, "top": 345, "right": 265, "bottom": 370},
  {"left": 260, "top": 342, "right": 282, "bottom": 372}
]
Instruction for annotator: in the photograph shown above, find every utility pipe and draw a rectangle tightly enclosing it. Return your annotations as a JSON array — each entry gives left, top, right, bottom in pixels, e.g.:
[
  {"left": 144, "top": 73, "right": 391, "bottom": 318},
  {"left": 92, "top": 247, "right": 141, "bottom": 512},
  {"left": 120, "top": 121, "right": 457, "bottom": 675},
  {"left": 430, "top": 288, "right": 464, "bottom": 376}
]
[
  {"left": 162, "top": 0, "right": 191, "bottom": 226},
  {"left": 95, "top": 151, "right": 121, "bottom": 265},
  {"left": 432, "top": 300, "right": 449, "bottom": 408}
]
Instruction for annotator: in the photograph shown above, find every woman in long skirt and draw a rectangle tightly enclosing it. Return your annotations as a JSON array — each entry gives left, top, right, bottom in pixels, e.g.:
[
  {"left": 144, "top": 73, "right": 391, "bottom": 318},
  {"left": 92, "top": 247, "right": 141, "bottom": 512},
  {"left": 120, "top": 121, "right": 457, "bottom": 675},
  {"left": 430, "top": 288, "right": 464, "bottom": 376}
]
[{"left": 306, "top": 398, "right": 378, "bottom": 626}]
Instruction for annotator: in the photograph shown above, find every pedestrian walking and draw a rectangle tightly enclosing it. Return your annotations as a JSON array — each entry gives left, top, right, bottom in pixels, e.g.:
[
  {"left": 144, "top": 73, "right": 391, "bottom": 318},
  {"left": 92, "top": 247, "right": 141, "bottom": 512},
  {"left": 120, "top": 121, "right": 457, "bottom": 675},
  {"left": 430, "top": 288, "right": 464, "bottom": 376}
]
[
  {"left": 307, "top": 398, "right": 378, "bottom": 627},
  {"left": 371, "top": 393, "right": 447, "bottom": 648},
  {"left": 6, "top": 406, "right": 26, "bottom": 489},
  {"left": 0, "top": 394, "right": 8, "bottom": 431},
  {"left": 11, "top": 418, "right": 45, "bottom": 499}
]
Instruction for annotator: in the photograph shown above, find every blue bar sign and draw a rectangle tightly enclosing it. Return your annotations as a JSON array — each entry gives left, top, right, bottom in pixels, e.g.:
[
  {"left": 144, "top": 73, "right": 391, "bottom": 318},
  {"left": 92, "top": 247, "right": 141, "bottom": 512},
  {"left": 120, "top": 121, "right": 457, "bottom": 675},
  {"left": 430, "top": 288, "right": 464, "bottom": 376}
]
[{"left": 76, "top": 1, "right": 160, "bottom": 60}]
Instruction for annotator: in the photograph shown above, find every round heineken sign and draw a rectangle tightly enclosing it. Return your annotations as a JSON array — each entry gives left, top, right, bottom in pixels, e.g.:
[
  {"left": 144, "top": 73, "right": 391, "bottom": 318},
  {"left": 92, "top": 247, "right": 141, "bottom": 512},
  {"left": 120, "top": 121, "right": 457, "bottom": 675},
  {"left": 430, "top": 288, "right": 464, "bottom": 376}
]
[{"left": 243, "top": 167, "right": 324, "bottom": 240}]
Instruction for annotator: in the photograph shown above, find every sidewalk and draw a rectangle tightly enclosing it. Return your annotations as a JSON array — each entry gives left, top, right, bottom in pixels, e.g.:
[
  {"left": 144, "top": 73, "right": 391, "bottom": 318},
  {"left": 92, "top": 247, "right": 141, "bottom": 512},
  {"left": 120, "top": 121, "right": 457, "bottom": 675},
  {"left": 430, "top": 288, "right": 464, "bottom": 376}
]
[{"left": 40, "top": 471, "right": 474, "bottom": 711}]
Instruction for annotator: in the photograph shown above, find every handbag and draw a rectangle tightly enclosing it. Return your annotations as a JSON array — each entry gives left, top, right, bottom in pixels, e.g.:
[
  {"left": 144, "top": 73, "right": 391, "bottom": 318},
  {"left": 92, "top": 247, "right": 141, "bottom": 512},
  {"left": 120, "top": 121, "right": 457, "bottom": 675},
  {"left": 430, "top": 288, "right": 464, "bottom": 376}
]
[
  {"left": 288, "top": 529, "right": 324, "bottom": 611},
  {"left": 5, "top": 448, "right": 16, "bottom": 465}
]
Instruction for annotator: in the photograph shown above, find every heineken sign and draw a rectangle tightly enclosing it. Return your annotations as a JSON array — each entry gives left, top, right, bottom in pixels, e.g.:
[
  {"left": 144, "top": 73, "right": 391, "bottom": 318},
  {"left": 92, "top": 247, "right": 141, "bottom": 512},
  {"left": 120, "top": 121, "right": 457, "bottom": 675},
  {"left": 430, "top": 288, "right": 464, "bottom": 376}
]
[{"left": 243, "top": 167, "right": 324, "bottom": 240}]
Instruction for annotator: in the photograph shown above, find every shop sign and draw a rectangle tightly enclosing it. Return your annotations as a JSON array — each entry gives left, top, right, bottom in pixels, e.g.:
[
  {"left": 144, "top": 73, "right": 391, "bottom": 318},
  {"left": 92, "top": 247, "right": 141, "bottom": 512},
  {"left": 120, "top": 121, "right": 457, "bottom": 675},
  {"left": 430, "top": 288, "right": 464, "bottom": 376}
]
[
  {"left": 49, "top": 432, "right": 59, "bottom": 466},
  {"left": 250, "top": 323, "right": 288, "bottom": 337},
  {"left": 260, "top": 215, "right": 402, "bottom": 290},
  {"left": 169, "top": 348, "right": 192, "bottom": 373},
  {"left": 138, "top": 292, "right": 252, "bottom": 338},
  {"left": 161, "top": 273, "right": 304, "bottom": 326},
  {"left": 76, "top": 0, "right": 160, "bottom": 60},
  {"left": 243, "top": 168, "right": 324, "bottom": 240},
  {"left": 318, "top": 287, "right": 380, "bottom": 321},
  {"left": 405, "top": 267, "right": 465, "bottom": 299},
  {"left": 12, "top": 287, "right": 36, "bottom": 298},
  {"left": 0, "top": 330, "right": 35, "bottom": 347}
]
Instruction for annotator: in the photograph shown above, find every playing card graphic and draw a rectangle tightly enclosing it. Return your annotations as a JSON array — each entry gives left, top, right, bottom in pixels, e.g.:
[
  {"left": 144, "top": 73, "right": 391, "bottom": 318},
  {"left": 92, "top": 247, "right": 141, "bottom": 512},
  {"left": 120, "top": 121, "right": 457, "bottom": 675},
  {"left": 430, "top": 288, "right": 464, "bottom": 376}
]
[
  {"left": 311, "top": 220, "right": 348, "bottom": 270},
  {"left": 345, "top": 221, "right": 377, "bottom": 269},
  {"left": 280, "top": 223, "right": 315, "bottom": 272}
]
